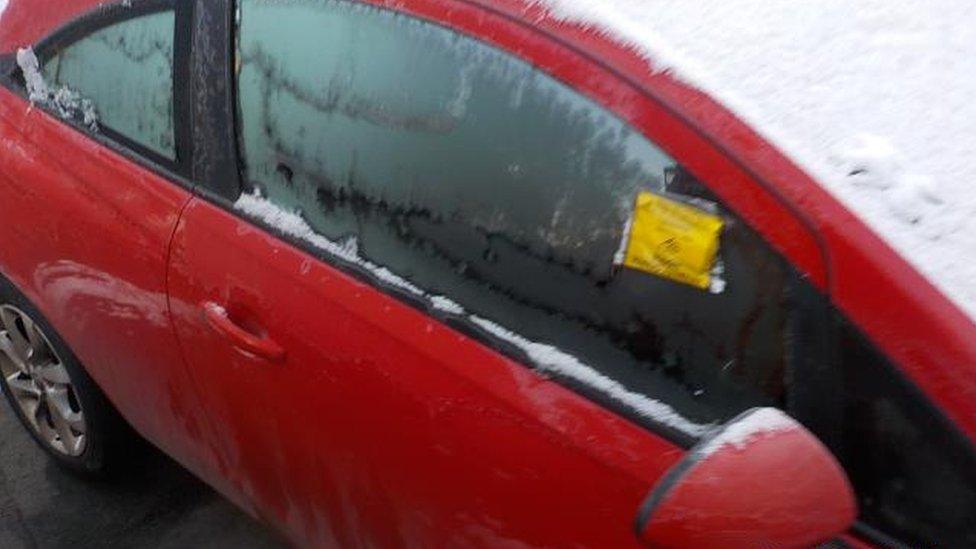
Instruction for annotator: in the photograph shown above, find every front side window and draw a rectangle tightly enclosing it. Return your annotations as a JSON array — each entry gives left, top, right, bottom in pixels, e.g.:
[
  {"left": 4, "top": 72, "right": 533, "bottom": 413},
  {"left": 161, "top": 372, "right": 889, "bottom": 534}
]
[
  {"left": 234, "top": 0, "right": 797, "bottom": 436},
  {"left": 41, "top": 9, "right": 176, "bottom": 159}
]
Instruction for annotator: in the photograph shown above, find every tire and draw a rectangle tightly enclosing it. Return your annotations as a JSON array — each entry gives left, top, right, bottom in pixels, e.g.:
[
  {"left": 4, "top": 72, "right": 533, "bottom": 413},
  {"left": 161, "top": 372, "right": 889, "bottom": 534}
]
[{"left": 0, "top": 273, "right": 130, "bottom": 477}]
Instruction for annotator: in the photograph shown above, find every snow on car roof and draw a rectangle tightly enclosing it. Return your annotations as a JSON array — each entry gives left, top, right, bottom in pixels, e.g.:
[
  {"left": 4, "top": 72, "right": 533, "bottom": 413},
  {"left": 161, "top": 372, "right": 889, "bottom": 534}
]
[{"left": 536, "top": 0, "right": 976, "bottom": 320}]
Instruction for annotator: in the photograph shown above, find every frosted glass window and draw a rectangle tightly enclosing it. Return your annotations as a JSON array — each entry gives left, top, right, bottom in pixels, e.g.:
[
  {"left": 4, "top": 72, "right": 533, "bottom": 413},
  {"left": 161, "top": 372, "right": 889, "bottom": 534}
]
[{"left": 44, "top": 11, "right": 176, "bottom": 158}]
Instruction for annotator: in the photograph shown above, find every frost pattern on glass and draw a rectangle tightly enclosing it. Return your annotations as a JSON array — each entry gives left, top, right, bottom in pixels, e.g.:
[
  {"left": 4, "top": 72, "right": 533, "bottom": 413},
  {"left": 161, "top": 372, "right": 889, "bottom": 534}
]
[
  {"left": 236, "top": 0, "right": 793, "bottom": 427},
  {"left": 42, "top": 11, "right": 176, "bottom": 158}
]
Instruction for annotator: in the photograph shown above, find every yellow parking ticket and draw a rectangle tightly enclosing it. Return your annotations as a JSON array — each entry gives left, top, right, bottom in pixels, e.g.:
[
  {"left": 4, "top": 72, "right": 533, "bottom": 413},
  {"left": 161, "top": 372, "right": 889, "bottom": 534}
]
[{"left": 620, "top": 191, "right": 724, "bottom": 290}]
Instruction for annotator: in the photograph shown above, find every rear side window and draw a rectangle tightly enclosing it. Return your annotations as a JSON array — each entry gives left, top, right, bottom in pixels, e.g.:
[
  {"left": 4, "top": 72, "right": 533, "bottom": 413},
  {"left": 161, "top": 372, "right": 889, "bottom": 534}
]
[
  {"left": 41, "top": 9, "right": 176, "bottom": 159},
  {"left": 234, "top": 0, "right": 798, "bottom": 435}
]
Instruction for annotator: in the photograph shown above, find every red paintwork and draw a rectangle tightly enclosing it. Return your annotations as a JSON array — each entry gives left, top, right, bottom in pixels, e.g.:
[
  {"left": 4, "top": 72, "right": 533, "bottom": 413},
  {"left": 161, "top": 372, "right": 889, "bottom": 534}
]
[
  {"left": 637, "top": 409, "right": 857, "bottom": 548},
  {"left": 0, "top": 0, "right": 973, "bottom": 547},
  {"left": 168, "top": 197, "right": 683, "bottom": 547},
  {"left": 0, "top": 0, "right": 102, "bottom": 52},
  {"left": 0, "top": 86, "right": 220, "bottom": 480}
]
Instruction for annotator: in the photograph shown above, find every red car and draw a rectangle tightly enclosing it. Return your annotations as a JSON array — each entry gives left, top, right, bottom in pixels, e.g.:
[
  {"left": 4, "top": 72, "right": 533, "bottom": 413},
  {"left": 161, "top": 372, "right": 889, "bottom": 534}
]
[{"left": 1, "top": 0, "right": 974, "bottom": 546}]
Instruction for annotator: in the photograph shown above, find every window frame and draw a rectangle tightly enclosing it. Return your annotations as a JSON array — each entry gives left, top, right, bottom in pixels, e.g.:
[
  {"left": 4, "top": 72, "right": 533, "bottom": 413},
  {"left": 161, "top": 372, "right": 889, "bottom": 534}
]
[{"left": 12, "top": 0, "right": 194, "bottom": 180}]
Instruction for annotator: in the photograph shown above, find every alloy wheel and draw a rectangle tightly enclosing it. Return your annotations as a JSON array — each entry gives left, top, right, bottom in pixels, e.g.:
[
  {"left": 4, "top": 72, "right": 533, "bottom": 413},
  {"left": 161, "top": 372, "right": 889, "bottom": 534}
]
[{"left": 0, "top": 304, "right": 86, "bottom": 456}]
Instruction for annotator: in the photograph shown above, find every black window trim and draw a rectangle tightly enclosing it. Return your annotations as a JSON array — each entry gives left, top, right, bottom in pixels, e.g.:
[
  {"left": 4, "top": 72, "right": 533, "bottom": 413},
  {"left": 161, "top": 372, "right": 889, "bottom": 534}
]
[{"left": 2, "top": 0, "right": 195, "bottom": 185}]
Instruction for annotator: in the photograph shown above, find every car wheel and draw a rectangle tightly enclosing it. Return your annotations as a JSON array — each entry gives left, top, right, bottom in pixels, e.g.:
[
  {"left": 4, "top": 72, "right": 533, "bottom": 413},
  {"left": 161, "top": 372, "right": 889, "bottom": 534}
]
[{"left": 0, "top": 278, "right": 128, "bottom": 476}]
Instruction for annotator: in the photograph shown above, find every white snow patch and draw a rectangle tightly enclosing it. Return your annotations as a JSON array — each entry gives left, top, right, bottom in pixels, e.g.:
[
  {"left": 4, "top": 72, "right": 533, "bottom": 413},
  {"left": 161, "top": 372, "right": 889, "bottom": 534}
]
[
  {"left": 469, "top": 315, "right": 711, "bottom": 437},
  {"left": 16, "top": 47, "right": 48, "bottom": 104},
  {"left": 532, "top": 0, "right": 976, "bottom": 320},
  {"left": 829, "top": 134, "right": 951, "bottom": 234},
  {"left": 430, "top": 295, "right": 465, "bottom": 315},
  {"left": 611, "top": 214, "right": 632, "bottom": 267},
  {"left": 708, "top": 259, "right": 726, "bottom": 295},
  {"left": 698, "top": 407, "right": 794, "bottom": 456},
  {"left": 16, "top": 47, "right": 99, "bottom": 132},
  {"left": 50, "top": 86, "right": 99, "bottom": 131},
  {"left": 235, "top": 191, "right": 710, "bottom": 437}
]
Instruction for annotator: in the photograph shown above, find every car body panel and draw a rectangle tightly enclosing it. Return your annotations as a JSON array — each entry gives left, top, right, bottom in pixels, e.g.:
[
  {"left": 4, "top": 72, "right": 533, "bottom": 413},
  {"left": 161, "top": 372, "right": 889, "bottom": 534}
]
[
  {"left": 0, "top": 0, "right": 106, "bottom": 54},
  {"left": 0, "top": 84, "right": 217, "bottom": 482},
  {"left": 167, "top": 197, "right": 683, "bottom": 547}
]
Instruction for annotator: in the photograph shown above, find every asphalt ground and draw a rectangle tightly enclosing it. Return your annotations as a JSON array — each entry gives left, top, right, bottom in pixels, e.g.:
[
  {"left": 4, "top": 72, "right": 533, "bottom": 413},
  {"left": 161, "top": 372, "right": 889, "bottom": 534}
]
[{"left": 0, "top": 401, "right": 286, "bottom": 549}]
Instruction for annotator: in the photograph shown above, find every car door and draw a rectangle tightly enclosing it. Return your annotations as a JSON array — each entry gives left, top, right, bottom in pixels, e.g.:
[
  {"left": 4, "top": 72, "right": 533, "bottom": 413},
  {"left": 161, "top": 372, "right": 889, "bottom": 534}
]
[
  {"left": 0, "top": 0, "right": 218, "bottom": 479},
  {"left": 167, "top": 0, "right": 830, "bottom": 546}
]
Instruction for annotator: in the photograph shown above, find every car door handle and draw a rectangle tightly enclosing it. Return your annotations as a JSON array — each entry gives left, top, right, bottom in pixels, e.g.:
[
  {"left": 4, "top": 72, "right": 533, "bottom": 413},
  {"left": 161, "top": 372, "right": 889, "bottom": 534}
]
[{"left": 200, "top": 301, "right": 285, "bottom": 362}]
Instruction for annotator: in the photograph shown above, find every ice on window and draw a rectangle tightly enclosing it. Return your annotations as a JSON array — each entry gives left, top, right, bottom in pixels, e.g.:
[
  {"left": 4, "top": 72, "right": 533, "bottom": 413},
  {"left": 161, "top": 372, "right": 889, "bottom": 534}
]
[{"left": 16, "top": 46, "right": 99, "bottom": 132}]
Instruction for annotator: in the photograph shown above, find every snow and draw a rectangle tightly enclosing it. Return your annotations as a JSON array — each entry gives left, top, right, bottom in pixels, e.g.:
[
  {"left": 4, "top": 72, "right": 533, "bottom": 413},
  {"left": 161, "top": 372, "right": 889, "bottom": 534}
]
[
  {"left": 50, "top": 86, "right": 99, "bottom": 131},
  {"left": 235, "top": 191, "right": 711, "bottom": 437},
  {"left": 611, "top": 215, "right": 632, "bottom": 267},
  {"left": 697, "top": 407, "right": 794, "bottom": 456},
  {"left": 16, "top": 47, "right": 99, "bottom": 132},
  {"left": 430, "top": 295, "right": 465, "bottom": 315},
  {"left": 470, "top": 315, "right": 711, "bottom": 436},
  {"left": 15, "top": 47, "right": 47, "bottom": 104},
  {"left": 708, "top": 259, "right": 726, "bottom": 295},
  {"left": 533, "top": 0, "right": 976, "bottom": 320}
]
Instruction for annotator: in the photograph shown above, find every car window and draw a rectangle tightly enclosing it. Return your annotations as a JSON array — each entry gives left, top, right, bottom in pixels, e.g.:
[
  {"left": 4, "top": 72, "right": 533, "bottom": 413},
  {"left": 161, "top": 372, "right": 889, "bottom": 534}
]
[
  {"left": 234, "top": 0, "right": 800, "bottom": 437},
  {"left": 41, "top": 9, "right": 176, "bottom": 159},
  {"left": 826, "top": 320, "right": 976, "bottom": 547}
]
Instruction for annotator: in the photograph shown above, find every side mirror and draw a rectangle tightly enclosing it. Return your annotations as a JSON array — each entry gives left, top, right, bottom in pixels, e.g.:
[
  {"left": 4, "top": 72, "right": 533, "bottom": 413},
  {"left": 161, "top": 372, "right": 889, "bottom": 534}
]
[{"left": 635, "top": 408, "right": 857, "bottom": 548}]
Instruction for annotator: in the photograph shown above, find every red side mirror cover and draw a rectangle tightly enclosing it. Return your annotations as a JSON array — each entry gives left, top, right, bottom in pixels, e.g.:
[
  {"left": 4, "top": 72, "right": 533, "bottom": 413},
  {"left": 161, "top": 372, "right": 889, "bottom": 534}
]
[{"left": 636, "top": 408, "right": 857, "bottom": 548}]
